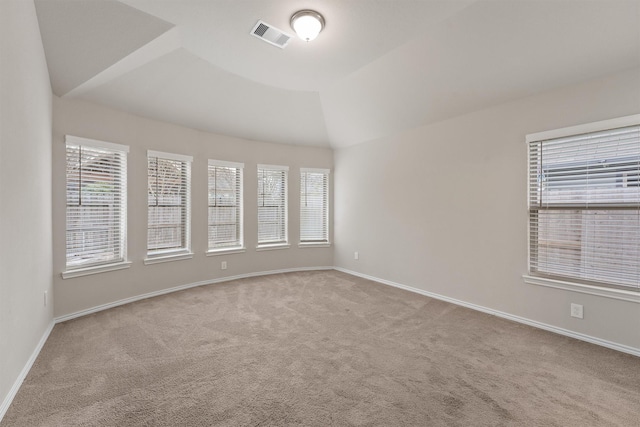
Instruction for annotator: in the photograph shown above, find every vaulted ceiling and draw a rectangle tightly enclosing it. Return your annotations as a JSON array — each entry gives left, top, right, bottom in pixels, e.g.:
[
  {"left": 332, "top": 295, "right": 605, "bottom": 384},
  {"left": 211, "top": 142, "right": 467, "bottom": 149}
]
[{"left": 35, "top": 0, "right": 640, "bottom": 148}]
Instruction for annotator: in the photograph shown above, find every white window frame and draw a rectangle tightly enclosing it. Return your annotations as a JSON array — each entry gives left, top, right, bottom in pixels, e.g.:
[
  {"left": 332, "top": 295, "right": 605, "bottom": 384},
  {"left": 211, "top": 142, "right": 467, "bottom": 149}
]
[
  {"left": 145, "top": 150, "right": 193, "bottom": 264},
  {"left": 299, "top": 168, "right": 330, "bottom": 247},
  {"left": 523, "top": 114, "right": 640, "bottom": 303},
  {"left": 62, "top": 135, "right": 131, "bottom": 279},
  {"left": 207, "top": 159, "right": 245, "bottom": 255},
  {"left": 257, "top": 164, "right": 289, "bottom": 250}
]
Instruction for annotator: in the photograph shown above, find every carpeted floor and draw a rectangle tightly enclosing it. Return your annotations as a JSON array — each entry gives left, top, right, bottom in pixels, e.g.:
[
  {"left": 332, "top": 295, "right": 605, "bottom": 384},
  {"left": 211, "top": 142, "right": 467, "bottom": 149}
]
[{"left": 2, "top": 270, "right": 639, "bottom": 426}]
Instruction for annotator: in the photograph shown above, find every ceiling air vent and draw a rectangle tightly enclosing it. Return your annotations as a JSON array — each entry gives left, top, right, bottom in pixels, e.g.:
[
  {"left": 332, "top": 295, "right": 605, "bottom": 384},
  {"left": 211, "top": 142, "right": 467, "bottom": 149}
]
[{"left": 250, "top": 20, "right": 293, "bottom": 49}]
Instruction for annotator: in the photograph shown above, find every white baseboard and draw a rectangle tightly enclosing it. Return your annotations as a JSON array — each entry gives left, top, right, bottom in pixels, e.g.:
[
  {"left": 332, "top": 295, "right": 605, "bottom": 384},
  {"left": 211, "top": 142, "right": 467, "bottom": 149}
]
[
  {"left": 55, "top": 266, "right": 640, "bottom": 356},
  {"left": 0, "top": 321, "right": 55, "bottom": 423},
  {"left": 334, "top": 267, "right": 640, "bottom": 358},
  {"left": 55, "top": 266, "right": 334, "bottom": 323}
]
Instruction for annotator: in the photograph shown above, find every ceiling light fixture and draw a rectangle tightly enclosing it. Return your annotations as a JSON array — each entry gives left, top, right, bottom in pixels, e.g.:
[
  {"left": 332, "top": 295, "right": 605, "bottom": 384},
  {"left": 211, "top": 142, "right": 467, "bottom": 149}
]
[{"left": 290, "top": 10, "right": 325, "bottom": 42}]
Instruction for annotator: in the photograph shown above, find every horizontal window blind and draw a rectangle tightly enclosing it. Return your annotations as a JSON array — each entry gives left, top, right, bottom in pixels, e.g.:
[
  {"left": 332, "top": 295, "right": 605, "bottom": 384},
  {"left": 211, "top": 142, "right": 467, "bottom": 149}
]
[
  {"left": 147, "top": 151, "right": 192, "bottom": 256},
  {"left": 65, "top": 136, "right": 128, "bottom": 270},
  {"left": 258, "top": 165, "right": 288, "bottom": 245},
  {"left": 300, "top": 168, "right": 329, "bottom": 243},
  {"left": 528, "top": 123, "right": 640, "bottom": 290},
  {"left": 208, "top": 160, "right": 243, "bottom": 250}
]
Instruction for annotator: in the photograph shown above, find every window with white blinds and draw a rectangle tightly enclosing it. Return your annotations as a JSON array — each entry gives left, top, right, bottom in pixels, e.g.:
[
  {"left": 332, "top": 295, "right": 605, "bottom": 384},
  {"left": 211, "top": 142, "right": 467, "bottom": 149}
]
[
  {"left": 208, "top": 160, "right": 243, "bottom": 251},
  {"left": 257, "top": 165, "right": 288, "bottom": 246},
  {"left": 527, "top": 116, "right": 640, "bottom": 291},
  {"left": 300, "top": 168, "right": 330, "bottom": 244},
  {"left": 147, "top": 151, "right": 192, "bottom": 257},
  {"left": 65, "top": 136, "right": 128, "bottom": 270}
]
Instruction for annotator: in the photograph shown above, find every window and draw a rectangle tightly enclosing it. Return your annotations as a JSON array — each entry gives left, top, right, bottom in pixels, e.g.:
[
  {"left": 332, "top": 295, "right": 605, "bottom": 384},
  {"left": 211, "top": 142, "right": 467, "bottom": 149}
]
[
  {"left": 300, "top": 168, "right": 330, "bottom": 244},
  {"left": 147, "top": 151, "right": 192, "bottom": 259},
  {"left": 257, "top": 165, "right": 288, "bottom": 247},
  {"left": 208, "top": 160, "right": 243, "bottom": 252},
  {"left": 65, "top": 136, "right": 128, "bottom": 274},
  {"left": 527, "top": 115, "right": 640, "bottom": 292}
]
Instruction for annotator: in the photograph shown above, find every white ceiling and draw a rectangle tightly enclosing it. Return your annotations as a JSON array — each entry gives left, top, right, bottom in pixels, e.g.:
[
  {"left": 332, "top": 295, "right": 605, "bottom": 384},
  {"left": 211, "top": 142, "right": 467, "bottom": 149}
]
[{"left": 35, "top": 0, "right": 640, "bottom": 148}]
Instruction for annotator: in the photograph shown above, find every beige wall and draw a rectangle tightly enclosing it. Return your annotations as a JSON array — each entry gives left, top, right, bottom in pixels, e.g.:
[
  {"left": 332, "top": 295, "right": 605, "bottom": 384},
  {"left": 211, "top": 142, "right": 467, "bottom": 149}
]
[
  {"left": 0, "top": 0, "right": 53, "bottom": 413},
  {"left": 334, "top": 68, "right": 640, "bottom": 350},
  {"left": 52, "top": 97, "right": 333, "bottom": 317}
]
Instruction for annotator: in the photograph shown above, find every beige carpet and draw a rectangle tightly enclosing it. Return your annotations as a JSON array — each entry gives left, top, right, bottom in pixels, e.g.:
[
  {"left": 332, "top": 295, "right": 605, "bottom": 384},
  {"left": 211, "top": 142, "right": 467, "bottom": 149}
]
[{"left": 2, "top": 270, "right": 639, "bottom": 426}]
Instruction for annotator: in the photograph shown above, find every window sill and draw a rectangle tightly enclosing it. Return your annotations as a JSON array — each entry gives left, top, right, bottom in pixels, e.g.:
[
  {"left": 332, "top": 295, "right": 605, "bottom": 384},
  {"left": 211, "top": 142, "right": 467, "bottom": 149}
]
[
  {"left": 298, "top": 242, "right": 331, "bottom": 248},
  {"left": 62, "top": 261, "right": 132, "bottom": 279},
  {"left": 256, "top": 243, "right": 290, "bottom": 252},
  {"left": 144, "top": 252, "right": 194, "bottom": 265},
  {"left": 206, "top": 247, "right": 246, "bottom": 256},
  {"left": 523, "top": 274, "right": 640, "bottom": 304}
]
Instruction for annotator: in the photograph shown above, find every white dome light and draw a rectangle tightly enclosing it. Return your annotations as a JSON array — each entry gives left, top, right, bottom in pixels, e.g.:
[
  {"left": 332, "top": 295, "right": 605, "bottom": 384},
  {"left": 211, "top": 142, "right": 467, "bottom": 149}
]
[{"left": 290, "top": 10, "right": 325, "bottom": 42}]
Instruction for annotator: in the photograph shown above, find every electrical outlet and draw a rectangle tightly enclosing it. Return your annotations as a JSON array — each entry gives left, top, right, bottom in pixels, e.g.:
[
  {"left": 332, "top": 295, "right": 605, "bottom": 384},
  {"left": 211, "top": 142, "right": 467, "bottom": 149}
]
[
  {"left": 221, "top": 261, "right": 227, "bottom": 270},
  {"left": 570, "top": 303, "right": 583, "bottom": 319},
  {"left": 44, "top": 291, "right": 48, "bottom": 307},
  {"left": 354, "top": 251, "right": 359, "bottom": 260}
]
